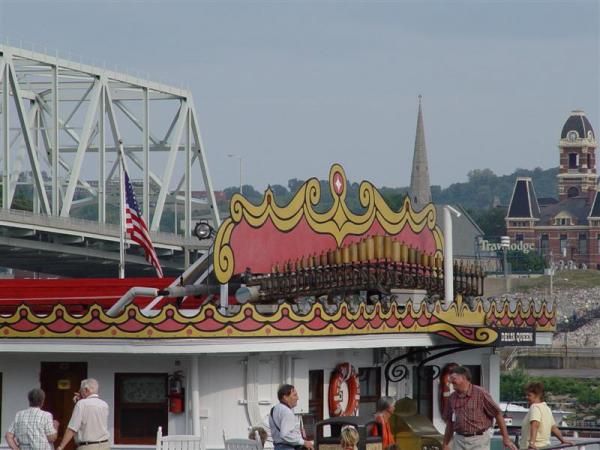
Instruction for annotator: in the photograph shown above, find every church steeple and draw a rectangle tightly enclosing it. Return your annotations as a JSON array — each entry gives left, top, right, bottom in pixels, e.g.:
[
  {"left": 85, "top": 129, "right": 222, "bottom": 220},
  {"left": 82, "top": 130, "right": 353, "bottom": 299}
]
[{"left": 409, "top": 95, "right": 432, "bottom": 210}]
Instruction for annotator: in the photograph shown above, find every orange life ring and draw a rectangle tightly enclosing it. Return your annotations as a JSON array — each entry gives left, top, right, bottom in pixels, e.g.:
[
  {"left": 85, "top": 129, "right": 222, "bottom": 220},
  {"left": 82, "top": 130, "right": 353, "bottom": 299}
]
[
  {"left": 439, "top": 362, "right": 458, "bottom": 416},
  {"left": 328, "top": 363, "right": 360, "bottom": 417}
]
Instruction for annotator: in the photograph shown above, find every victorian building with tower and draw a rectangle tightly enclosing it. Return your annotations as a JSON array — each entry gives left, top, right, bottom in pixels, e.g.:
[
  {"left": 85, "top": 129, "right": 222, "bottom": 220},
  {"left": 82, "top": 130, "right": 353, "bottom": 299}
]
[{"left": 506, "top": 110, "right": 600, "bottom": 268}]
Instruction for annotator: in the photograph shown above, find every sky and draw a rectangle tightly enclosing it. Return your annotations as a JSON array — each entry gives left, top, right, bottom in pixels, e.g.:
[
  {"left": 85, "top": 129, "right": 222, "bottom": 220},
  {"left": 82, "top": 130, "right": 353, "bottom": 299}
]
[{"left": 0, "top": 0, "right": 598, "bottom": 192}]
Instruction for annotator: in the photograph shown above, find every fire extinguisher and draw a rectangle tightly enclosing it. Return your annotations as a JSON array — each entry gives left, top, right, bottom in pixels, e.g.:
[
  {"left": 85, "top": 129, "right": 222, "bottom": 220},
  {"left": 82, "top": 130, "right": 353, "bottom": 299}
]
[{"left": 169, "top": 371, "right": 185, "bottom": 414}]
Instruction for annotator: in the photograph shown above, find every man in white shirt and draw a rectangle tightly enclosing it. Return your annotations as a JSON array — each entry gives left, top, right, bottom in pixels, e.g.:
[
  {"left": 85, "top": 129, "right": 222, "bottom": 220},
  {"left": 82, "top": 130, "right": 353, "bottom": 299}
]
[
  {"left": 6, "top": 388, "right": 57, "bottom": 450},
  {"left": 269, "top": 385, "right": 313, "bottom": 450},
  {"left": 56, "top": 379, "right": 109, "bottom": 450}
]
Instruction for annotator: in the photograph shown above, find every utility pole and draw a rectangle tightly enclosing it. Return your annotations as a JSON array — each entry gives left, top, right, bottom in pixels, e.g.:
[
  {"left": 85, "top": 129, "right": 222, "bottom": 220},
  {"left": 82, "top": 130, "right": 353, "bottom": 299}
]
[
  {"left": 227, "top": 154, "right": 243, "bottom": 195},
  {"left": 501, "top": 236, "right": 510, "bottom": 292}
]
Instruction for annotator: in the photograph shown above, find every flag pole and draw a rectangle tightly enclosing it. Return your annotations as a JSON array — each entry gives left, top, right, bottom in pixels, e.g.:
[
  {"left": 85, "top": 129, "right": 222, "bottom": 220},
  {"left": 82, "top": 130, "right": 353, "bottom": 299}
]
[{"left": 118, "top": 139, "right": 126, "bottom": 279}]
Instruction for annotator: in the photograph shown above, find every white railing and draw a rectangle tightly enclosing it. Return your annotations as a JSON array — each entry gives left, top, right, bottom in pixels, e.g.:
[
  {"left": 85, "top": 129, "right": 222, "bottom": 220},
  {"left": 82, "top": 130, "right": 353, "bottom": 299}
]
[{"left": 0, "top": 208, "right": 207, "bottom": 249}]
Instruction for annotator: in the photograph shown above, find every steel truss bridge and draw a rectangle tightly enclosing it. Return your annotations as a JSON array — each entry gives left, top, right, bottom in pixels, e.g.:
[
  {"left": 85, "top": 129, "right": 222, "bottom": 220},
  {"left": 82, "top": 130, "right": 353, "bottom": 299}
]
[{"left": 0, "top": 45, "right": 220, "bottom": 277}]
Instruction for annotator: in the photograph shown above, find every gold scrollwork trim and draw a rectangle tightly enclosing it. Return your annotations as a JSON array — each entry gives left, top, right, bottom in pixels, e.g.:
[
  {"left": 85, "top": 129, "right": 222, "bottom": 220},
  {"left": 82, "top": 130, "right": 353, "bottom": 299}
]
[
  {"left": 214, "top": 164, "right": 444, "bottom": 283},
  {"left": 0, "top": 296, "right": 553, "bottom": 342}
]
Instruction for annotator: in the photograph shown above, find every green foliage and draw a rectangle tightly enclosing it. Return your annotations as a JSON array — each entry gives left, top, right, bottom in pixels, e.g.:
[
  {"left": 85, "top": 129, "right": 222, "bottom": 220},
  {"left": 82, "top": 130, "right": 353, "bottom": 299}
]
[
  {"left": 507, "top": 250, "right": 546, "bottom": 273},
  {"left": 380, "top": 188, "right": 407, "bottom": 212},
  {"left": 222, "top": 179, "right": 369, "bottom": 214},
  {"left": 501, "top": 371, "right": 600, "bottom": 406},
  {"left": 433, "top": 167, "right": 558, "bottom": 210},
  {"left": 287, "top": 178, "right": 305, "bottom": 196},
  {"left": 470, "top": 208, "right": 507, "bottom": 236},
  {"left": 500, "top": 369, "right": 530, "bottom": 402},
  {"left": 221, "top": 166, "right": 558, "bottom": 214},
  {"left": 515, "top": 270, "right": 600, "bottom": 291},
  {"left": 12, "top": 186, "right": 33, "bottom": 211},
  {"left": 223, "top": 185, "right": 263, "bottom": 204}
]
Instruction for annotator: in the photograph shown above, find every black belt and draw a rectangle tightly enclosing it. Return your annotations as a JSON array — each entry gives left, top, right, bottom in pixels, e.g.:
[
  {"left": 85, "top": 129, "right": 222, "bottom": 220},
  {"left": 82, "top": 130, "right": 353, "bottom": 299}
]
[
  {"left": 456, "top": 431, "right": 486, "bottom": 437},
  {"left": 78, "top": 440, "right": 108, "bottom": 446}
]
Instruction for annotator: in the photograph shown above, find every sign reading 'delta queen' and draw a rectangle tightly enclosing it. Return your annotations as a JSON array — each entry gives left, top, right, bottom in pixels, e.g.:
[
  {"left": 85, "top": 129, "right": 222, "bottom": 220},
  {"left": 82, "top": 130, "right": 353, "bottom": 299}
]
[
  {"left": 212, "top": 164, "right": 444, "bottom": 284},
  {"left": 494, "top": 327, "right": 536, "bottom": 346}
]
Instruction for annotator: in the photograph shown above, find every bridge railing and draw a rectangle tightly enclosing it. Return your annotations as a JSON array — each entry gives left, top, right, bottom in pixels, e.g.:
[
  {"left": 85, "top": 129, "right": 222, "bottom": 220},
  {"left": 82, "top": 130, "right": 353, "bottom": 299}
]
[{"left": 0, "top": 208, "right": 203, "bottom": 248}]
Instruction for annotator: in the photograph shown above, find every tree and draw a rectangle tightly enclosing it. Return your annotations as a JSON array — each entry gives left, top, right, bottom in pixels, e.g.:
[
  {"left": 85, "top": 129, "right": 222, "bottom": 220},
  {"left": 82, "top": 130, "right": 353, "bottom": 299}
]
[
  {"left": 507, "top": 250, "right": 546, "bottom": 273},
  {"left": 471, "top": 208, "right": 507, "bottom": 237},
  {"left": 381, "top": 191, "right": 407, "bottom": 212},
  {"left": 287, "top": 178, "right": 305, "bottom": 196},
  {"left": 500, "top": 369, "right": 529, "bottom": 402},
  {"left": 270, "top": 184, "right": 289, "bottom": 201}
]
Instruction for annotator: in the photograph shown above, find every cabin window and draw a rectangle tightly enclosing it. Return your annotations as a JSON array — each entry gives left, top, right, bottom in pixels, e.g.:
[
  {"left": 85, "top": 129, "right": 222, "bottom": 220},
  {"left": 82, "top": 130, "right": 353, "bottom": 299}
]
[
  {"left": 114, "top": 373, "right": 168, "bottom": 444},
  {"left": 358, "top": 367, "right": 381, "bottom": 417}
]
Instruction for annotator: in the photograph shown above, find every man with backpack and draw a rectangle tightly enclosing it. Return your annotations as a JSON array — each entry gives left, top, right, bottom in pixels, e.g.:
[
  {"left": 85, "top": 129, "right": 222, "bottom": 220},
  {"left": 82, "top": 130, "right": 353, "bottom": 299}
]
[{"left": 269, "top": 385, "right": 314, "bottom": 450}]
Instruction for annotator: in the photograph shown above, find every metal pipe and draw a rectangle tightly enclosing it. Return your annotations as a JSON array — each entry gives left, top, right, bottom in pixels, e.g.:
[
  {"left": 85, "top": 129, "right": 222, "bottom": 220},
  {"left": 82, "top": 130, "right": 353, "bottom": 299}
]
[
  {"left": 191, "top": 355, "right": 201, "bottom": 435},
  {"left": 157, "top": 284, "right": 223, "bottom": 297},
  {"left": 106, "top": 287, "right": 159, "bottom": 316},
  {"left": 234, "top": 285, "right": 261, "bottom": 303},
  {"left": 443, "top": 207, "right": 453, "bottom": 303},
  {"left": 443, "top": 205, "right": 461, "bottom": 303},
  {"left": 108, "top": 282, "right": 243, "bottom": 317}
]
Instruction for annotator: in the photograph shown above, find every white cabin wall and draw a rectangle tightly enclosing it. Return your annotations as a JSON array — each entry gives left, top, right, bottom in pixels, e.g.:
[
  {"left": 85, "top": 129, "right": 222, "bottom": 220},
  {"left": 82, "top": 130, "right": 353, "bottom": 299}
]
[
  {"left": 197, "top": 354, "right": 278, "bottom": 450},
  {"left": 0, "top": 353, "right": 189, "bottom": 450},
  {"left": 195, "top": 348, "right": 376, "bottom": 449},
  {"left": 486, "top": 352, "right": 501, "bottom": 402},
  {"left": 0, "top": 354, "right": 44, "bottom": 436},
  {"left": 0, "top": 346, "right": 497, "bottom": 450},
  {"left": 305, "top": 348, "right": 374, "bottom": 420}
]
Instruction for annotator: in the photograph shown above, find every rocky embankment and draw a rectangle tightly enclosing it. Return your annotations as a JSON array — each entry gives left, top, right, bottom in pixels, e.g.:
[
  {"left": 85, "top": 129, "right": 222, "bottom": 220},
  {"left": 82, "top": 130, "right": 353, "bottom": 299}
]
[{"left": 497, "top": 286, "right": 600, "bottom": 347}]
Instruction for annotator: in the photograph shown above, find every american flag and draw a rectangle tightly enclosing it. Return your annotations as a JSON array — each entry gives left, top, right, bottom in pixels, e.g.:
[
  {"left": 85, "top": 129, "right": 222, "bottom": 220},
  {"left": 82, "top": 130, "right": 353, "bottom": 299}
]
[{"left": 124, "top": 171, "right": 163, "bottom": 278}]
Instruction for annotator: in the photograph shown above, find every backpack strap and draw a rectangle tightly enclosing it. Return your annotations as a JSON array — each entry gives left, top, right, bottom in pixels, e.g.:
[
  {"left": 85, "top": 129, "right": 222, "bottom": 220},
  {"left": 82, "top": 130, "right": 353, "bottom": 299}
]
[{"left": 270, "top": 406, "right": 281, "bottom": 432}]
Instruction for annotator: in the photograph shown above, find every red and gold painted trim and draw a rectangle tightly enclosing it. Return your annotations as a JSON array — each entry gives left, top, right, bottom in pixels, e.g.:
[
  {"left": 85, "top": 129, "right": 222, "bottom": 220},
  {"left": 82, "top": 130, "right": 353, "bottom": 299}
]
[
  {"left": 213, "top": 164, "right": 444, "bottom": 284},
  {"left": 0, "top": 296, "right": 555, "bottom": 343}
]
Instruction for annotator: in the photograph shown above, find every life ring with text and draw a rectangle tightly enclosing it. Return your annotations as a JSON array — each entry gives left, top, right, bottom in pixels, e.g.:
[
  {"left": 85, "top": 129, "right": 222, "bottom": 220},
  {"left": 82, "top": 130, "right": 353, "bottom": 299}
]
[
  {"left": 328, "top": 362, "right": 360, "bottom": 417},
  {"left": 439, "top": 362, "right": 458, "bottom": 416}
]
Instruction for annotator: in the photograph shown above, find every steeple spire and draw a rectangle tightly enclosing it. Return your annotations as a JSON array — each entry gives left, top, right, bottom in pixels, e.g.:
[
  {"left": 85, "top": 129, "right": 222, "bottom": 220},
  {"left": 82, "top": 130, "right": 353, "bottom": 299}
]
[{"left": 409, "top": 95, "right": 432, "bottom": 210}]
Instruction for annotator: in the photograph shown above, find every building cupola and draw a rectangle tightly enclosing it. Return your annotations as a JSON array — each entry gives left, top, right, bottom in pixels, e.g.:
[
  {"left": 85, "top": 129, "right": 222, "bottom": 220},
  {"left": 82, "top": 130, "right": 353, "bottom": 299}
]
[
  {"left": 560, "top": 110, "right": 595, "bottom": 142},
  {"left": 557, "top": 110, "right": 597, "bottom": 201}
]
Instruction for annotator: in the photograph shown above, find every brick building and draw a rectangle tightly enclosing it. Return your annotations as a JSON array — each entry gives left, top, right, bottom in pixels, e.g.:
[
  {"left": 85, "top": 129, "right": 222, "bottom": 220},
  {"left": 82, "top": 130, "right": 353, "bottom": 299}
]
[{"left": 506, "top": 110, "right": 600, "bottom": 268}]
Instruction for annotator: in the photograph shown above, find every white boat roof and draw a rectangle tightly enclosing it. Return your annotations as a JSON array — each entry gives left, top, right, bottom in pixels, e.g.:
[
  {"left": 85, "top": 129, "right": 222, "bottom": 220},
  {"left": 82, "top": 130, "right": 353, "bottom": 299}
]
[{"left": 499, "top": 402, "right": 572, "bottom": 415}]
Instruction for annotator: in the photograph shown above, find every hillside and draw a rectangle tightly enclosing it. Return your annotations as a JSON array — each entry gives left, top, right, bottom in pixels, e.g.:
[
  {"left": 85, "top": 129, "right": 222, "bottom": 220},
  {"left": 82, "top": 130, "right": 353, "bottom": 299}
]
[
  {"left": 221, "top": 166, "right": 559, "bottom": 212},
  {"left": 432, "top": 167, "right": 558, "bottom": 210}
]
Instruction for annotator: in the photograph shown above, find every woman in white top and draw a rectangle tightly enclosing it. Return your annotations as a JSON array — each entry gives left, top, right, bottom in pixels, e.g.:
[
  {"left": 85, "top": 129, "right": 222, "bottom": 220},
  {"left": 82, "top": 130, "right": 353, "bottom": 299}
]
[{"left": 520, "top": 382, "right": 572, "bottom": 450}]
